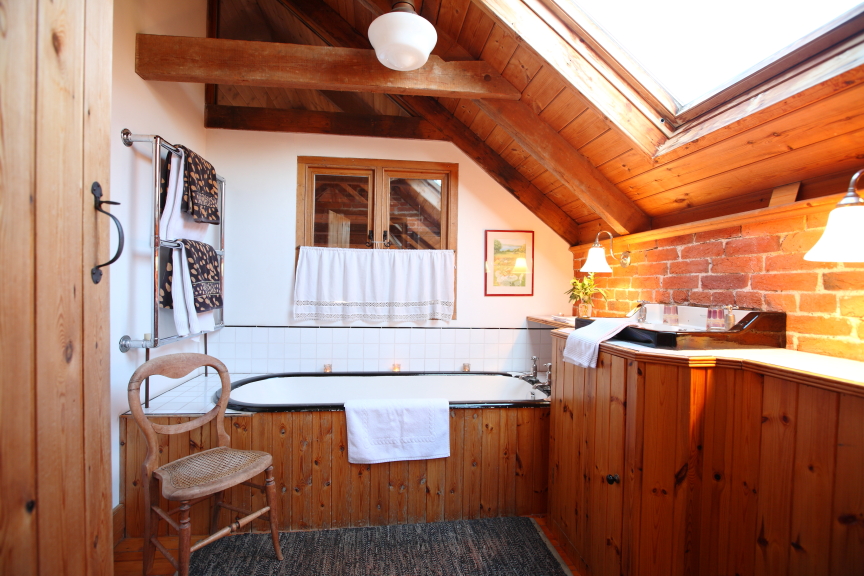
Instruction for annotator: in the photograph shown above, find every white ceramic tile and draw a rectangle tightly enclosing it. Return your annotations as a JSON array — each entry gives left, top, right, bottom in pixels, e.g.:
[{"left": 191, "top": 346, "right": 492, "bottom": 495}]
[
  {"left": 454, "top": 357, "right": 470, "bottom": 371},
  {"left": 331, "top": 328, "right": 349, "bottom": 344},
  {"left": 362, "top": 343, "right": 378, "bottom": 359},
  {"left": 379, "top": 359, "right": 396, "bottom": 371},
  {"left": 363, "top": 358, "right": 379, "bottom": 372},
  {"left": 363, "top": 329, "right": 380, "bottom": 344},
  {"left": 300, "top": 328, "right": 318, "bottom": 344},
  {"left": 285, "top": 344, "right": 301, "bottom": 359},
  {"left": 424, "top": 359, "right": 440, "bottom": 371},
  {"left": 410, "top": 344, "right": 426, "bottom": 359},
  {"left": 470, "top": 329, "right": 486, "bottom": 344},
  {"left": 453, "top": 329, "right": 471, "bottom": 344},
  {"left": 379, "top": 328, "right": 396, "bottom": 344},
  {"left": 484, "top": 329, "right": 500, "bottom": 344},
  {"left": 268, "top": 327, "right": 285, "bottom": 343},
  {"left": 207, "top": 342, "right": 220, "bottom": 358},
  {"left": 284, "top": 358, "right": 301, "bottom": 372},
  {"left": 251, "top": 358, "right": 269, "bottom": 373},
  {"left": 300, "top": 359, "right": 318, "bottom": 372},
  {"left": 331, "top": 343, "right": 348, "bottom": 359},
  {"left": 348, "top": 329, "right": 365, "bottom": 344},
  {"left": 541, "top": 329, "right": 552, "bottom": 343},
  {"left": 317, "top": 328, "right": 333, "bottom": 344},
  {"left": 268, "top": 342, "right": 283, "bottom": 359},
  {"left": 379, "top": 343, "right": 395, "bottom": 360},
  {"left": 469, "top": 343, "right": 486, "bottom": 358},
  {"left": 235, "top": 327, "right": 252, "bottom": 343},
  {"left": 252, "top": 328, "right": 269, "bottom": 343},
  {"left": 316, "top": 344, "right": 332, "bottom": 360},
  {"left": 219, "top": 327, "right": 236, "bottom": 342},
  {"left": 439, "top": 358, "right": 457, "bottom": 372},
  {"left": 233, "top": 358, "right": 251, "bottom": 374},
  {"left": 425, "top": 329, "right": 441, "bottom": 344},
  {"left": 285, "top": 328, "right": 302, "bottom": 343},
  {"left": 223, "top": 342, "right": 240, "bottom": 359},
  {"left": 300, "top": 343, "right": 317, "bottom": 359},
  {"left": 497, "top": 343, "right": 514, "bottom": 359},
  {"left": 395, "top": 343, "right": 410, "bottom": 360},
  {"left": 407, "top": 359, "right": 425, "bottom": 371},
  {"left": 424, "top": 344, "right": 440, "bottom": 359},
  {"left": 513, "top": 330, "right": 528, "bottom": 346},
  {"left": 331, "top": 358, "right": 347, "bottom": 372},
  {"left": 251, "top": 343, "right": 268, "bottom": 359},
  {"left": 440, "top": 343, "right": 455, "bottom": 358},
  {"left": 410, "top": 329, "right": 426, "bottom": 344},
  {"left": 484, "top": 343, "right": 498, "bottom": 358},
  {"left": 267, "top": 358, "right": 284, "bottom": 373},
  {"left": 499, "top": 329, "right": 517, "bottom": 344},
  {"left": 347, "top": 358, "right": 364, "bottom": 372},
  {"left": 483, "top": 358, "right": 502, "bottom": 372},
  {"left": 348, "top": 346, "right": 364, "bottom": 359}
]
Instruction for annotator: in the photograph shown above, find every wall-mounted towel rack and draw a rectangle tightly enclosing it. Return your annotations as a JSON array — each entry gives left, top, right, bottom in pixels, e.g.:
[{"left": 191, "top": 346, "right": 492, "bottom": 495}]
[{"left": 118, "top": 128, "right": 226, "bottom": 353}]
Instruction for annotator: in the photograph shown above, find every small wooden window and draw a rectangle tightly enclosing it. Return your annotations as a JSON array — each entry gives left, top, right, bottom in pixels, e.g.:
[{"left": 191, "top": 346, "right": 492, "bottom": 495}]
[{"left": 297, "top": 157, "right": 458, "bottom": 252}]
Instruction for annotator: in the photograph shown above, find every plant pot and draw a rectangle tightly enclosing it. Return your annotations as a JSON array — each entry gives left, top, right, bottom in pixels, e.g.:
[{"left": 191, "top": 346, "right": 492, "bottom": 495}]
[{"left": 578, "top": 301, "right": 593, "bottom": 318}]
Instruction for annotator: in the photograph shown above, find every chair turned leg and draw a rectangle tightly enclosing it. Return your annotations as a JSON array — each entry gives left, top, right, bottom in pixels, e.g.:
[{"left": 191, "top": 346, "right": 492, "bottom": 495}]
[
  {"left": 143, "top": 478, "right": 159, "bottom": 576},
  {"left": 210, "top": 490, "right": 223, "bottom": 535},
  {"left": 178, "top": 501, "right": 192, "bottom": 576},
  {"left": 264, "top": 466, "right": 283, "bottom": 561}
]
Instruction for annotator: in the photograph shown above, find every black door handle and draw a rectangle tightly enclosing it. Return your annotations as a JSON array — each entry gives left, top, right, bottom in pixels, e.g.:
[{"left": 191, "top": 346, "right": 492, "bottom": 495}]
[
  {"left": 91, "top": 181, "right": 124, "bottom": 284},
  {"left": 606, "top": 474, "right": 620, "bottom": 485}
]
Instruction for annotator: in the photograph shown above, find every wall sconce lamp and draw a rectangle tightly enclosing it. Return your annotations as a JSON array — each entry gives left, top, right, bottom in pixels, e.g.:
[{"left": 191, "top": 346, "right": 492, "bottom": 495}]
[
  {"left": 368, "top": 0, "right": 437, "bottom": 71},
  {"left": 580, "top": 231, "right": 631, "bottom": 273},
  {"left": 804, "top": 168, "right": 864, "bottom": 262}
]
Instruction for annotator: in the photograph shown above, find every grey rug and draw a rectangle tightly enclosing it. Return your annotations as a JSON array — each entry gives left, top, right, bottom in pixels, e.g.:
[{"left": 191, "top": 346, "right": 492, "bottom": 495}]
[{"left": 190, "top": 517, "right": 571, "bottom": 576}]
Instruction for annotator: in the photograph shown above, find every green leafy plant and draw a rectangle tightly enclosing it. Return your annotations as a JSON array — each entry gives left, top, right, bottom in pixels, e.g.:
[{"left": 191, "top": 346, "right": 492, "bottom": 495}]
[{"left": 565, "top": 272, "right": 609, "bottom": 304}]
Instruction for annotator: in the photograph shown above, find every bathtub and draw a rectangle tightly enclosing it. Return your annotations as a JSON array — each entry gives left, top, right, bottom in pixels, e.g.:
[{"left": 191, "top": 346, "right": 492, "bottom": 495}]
[{"left": 217, "top": 371, "right": 549, "bottom": 412}]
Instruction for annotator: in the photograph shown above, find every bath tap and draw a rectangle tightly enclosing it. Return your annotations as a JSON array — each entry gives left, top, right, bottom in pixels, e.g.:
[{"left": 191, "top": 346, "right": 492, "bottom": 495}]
[
  {"left": 628, "top": 300, "right": 649, "bottom": 323},
  {"left": 532, "top": 363, "right": 552, "bottom": 396},
  {"left": 519, "top": 356, "right": 540, "bottom": 384}
]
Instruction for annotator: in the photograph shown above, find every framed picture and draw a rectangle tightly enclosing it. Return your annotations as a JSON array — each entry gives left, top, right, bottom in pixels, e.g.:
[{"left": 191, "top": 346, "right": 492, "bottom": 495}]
[{"left": 484, "top": 230, "right": 534, "bottom": 296}]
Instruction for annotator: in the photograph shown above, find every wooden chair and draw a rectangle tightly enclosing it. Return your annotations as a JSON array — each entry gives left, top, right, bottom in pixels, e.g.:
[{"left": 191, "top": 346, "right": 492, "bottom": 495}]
[{"left": 127, "top": 353, "right": 283, "bottom": 576}]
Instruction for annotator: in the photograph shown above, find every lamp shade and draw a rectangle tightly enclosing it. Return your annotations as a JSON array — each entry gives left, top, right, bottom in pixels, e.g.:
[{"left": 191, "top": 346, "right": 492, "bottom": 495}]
[
  {"left": 512, "top": 257, "right": 528, "bottom": 273},
  {"left": 804, "top": 204, "right": 864, "bottom": 262},
  {"left": 368, "top": 11, "right": 437, "bottom": 71},
  {"left": 580, "top": 246, "right": 613, "bottom": 273}
]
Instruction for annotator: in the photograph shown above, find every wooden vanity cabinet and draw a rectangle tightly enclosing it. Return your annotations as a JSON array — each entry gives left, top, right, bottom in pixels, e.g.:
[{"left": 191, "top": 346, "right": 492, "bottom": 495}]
[{"left": 549, "top": 334, "right": 864, "bottom": 576}]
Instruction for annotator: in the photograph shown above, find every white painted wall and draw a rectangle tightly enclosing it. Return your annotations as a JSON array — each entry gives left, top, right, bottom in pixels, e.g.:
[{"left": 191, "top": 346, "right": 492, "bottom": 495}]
[
  {"left": 109, "top": 0, "right": 208, "bottom": 506},
  {"left": 205, "top": 130, "right": 574, "bottom": 328}
]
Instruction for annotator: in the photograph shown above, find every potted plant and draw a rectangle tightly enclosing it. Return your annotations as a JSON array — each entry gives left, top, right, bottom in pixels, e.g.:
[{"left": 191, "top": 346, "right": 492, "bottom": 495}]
[{"left": 565, "top": 272, "right": 608, "bottom": 318}]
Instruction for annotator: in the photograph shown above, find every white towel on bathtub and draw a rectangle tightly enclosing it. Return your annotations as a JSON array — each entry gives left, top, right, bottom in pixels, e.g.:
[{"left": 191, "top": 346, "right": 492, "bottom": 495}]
[{"left": 345, "top": 398, "right": 450, "bottom": 464}]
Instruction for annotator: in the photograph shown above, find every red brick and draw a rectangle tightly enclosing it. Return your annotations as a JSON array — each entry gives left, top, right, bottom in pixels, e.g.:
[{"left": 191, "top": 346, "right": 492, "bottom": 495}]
[
  {"left": 840, "top": 295, "right": 864, "bottom": 317},
  {"left": 780, "top": 230, "right": 823, "bottom": 253},
  {"left": 672, "top": 290, "right": 690, "bottom": 303},
  {"left": 607, "top": 300, "right": 631, "bottom": 313},
  {"left": 765, "top": 253, "right": 836, "bottom": 272},
  {"left": 710, "top": 292, "right": 736, "bottom": 305},
  {"left": 636, "top": 262, "right": 669, "bottom": 276},
  {"left": 657, "top": 233, "right": 695, "bottom": 248},
  {"left": 654, "top": 290, "right": 672, "bottom": 303},
  {"left": 631, "top": 276, "right": 661, "bottom": 290},
  {"left": 735, "top": 291, "right": 764, "bottom": 309},
  {"left": 846, "top": 262, "right": 864, "bottom": 269},
  {"left": 741, "top": 216, "right": 805, "bottom": 237},
  {"left": 645, "top": 247, "right": 680, "bottom": 262},
  {"left": 695, "top": 226, "right": 741, "bottom": 242},
  {"left": 626, "top": 240, "right": 658, "bottom": 252},
  {"left": 824, "top": 271, "right": 864, "bottom": 290},
  {"left": 638, "top": 290, "right": 655, "bottom": 302},
  {"left": 662, "top": 275, "right": 700, "bottom": 289},
  {"left": 689, "top": 291, "right": 713, "bottom": 305},
  {"left": 615, "top": 290, "right": 640, "bottom": 301},
  {"left": 681, "top": 242, "right": 724, "bottom": 259},
  {"left": 751, "top": 273, "right": 818, "bottom": 292},
  {"left": 600, "top": 277, "right": 631, "bottom": 289},
  {"left": 799, "top": 293, "right": 837, "bottom": 314},
  {"left": 788, "top": 314, "right": 853, "bottom": 336},
  {"left": 726, "top": 236, "right": 781, "bottom": 256},
  {"left": 806, "top": 211, "right": 830, "bottom": 229},
  {"left": 670, "top": 260, "right": 710, "bottom": 274},
  {"left": 765, "top": 293, "right": 797, "bottom": 312},
  {"left": 712, "top": 256, "right": 763, "bottom": 274},
  {"left": 858, "top": 323, "right": 864, "bottom": 340},
  {"left": 796, "top": 336, "right": 864, "bottom": 362},
  {"left": 701, "top": 274, "right": 749, "bottom": 290}
]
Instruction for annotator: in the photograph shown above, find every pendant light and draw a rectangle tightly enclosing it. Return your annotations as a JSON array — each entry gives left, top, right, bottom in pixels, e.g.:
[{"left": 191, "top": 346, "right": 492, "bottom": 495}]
[
  {"left": 804, "top": 168, "right": 864, "bottom": 262},
  {"left": 368, "top": 0, "right": 437, "bottom": 71},
  {"left": 580, "top": 231, "right": 631, "bottom": 273}
]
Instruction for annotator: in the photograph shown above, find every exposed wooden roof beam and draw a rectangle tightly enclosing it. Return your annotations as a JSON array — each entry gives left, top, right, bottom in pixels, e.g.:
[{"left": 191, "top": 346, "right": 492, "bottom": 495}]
[
  {"left": 136, "top": 34, "right": 520, "bottom": 100},
  {"left": 204, "top": 104, "right": 447, "bottom": 140},
  {"left": 476, "top": 98, "right": 650, "bottom": 234}
]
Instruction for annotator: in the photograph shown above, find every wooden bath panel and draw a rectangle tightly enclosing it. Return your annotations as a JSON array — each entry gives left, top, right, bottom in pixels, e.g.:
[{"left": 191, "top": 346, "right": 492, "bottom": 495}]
[{"left": 120, "top": 407, "right": 550, "bottom": 537}]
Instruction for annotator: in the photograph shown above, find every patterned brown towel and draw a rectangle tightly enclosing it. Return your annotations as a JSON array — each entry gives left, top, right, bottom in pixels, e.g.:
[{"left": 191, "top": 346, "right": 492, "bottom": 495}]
[
  {"left": 180, "top": 239, "right": 223, "bottom": 313},
  {"left": 177, "top": 145, "right": 220, "bottom": 224}
]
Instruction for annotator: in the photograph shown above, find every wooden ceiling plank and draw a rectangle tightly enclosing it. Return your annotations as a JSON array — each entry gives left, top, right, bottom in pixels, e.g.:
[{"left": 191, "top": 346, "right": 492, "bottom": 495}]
[
  {"left": 420, "top": 0, "right": 442, "bottom": 25},
  {"left": 530, "top": 170, "right": 558, "bottom": 193},
  {"left": 500, "top": 139, "right": 532, "bottom": 167},
  {"left": 538, "top": 88, "right": 589, "bottom": 132},
  {"left": 319, "top": 90, "right": 377, "bottom": 114},
  {"left": 472, "top": 0, "right": 666, "bottom": 156},
  {"left": 476, "top": 97, "right": 651, "bottom": 234},
  {"left": 621, "top": 81, "right": 864, "bottom": 201},
  {"left": 516, "top": 156, "right": 546, "bottom": 181},
  {"left": 595, "top": 148, "right": 656, "bottom": 185},
  {"left": 649, "top": 190, "right": 773, "bottom": 229},
  {"left": 276, "top": 0, "right": 372, "bottom": 48},
  {"left": 467, "top": 108, "right": 497, "bottom": 140},
  {"left": 558, "top": 109, "right": 608, "bottom": 150},
  {"left": 136, "top": 34, "right": 522, "bottom": 99},
  {"left": 205, "top": 103, "right": 448, "bottom": 140},
  {"left": 453, "top": 98, "right": 481, "bottom": 126},
  {"left": 520, "top": 66, "right": 566, "bottom": 115},
  {"left": 456, "top": 2, "right": 495, "bottom": 59},
  {"left": 437, "top": 96, "right": 460, "bottom": 113},
  {"left": 479, "top": 24, "right": 519, "bottom": 73},
  {"left": 501, "top": 45, "right": 544, "bottom": 92},
  {"left": 578, "top": 129, "right": 632, "bottom": 167},
  {"left": 436, "top": 0, "right": 472, "bottom": 41},
  {"left": 483, "top": 125, "right": 513, "bottom": 155}
]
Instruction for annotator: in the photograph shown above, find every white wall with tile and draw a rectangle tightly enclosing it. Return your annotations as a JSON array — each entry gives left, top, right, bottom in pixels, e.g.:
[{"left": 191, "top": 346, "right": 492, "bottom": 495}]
[{"left": 208, "top": 326, "right": 553, "bottom": 376}]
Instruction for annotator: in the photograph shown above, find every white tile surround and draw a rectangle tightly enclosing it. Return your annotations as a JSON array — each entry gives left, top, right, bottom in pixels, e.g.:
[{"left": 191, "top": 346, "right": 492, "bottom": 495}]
[{"left": 205, "top": 326, "right": 554, "bottom": 376}]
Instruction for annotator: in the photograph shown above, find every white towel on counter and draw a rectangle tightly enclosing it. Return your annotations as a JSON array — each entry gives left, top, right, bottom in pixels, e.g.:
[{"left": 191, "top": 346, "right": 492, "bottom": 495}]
[
  {"left": 294, "top": 247, "right": 455, "bottom": 322},
  {"left": 563, "top": 318, "right": 636, "bottom": 368},
  {"left": 345, "top": 398, "right": 450, "bottom": 464}
]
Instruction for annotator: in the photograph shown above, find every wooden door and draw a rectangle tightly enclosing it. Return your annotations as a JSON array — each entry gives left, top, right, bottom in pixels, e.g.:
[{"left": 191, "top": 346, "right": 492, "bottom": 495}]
[{"left": 0, "top": 0, "right": 113, "bottom": 574}]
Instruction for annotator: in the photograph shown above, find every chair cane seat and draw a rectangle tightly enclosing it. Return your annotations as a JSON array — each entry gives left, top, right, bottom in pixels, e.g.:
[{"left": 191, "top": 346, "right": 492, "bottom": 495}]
[{"left": 154, "top": 446, "right": 273, "bottom": 501}]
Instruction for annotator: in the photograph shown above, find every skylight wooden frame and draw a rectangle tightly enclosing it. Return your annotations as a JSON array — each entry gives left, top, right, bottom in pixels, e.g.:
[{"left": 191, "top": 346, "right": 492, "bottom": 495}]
[{"left": 536, "top": 0, "right": 864, "bottom": 126}]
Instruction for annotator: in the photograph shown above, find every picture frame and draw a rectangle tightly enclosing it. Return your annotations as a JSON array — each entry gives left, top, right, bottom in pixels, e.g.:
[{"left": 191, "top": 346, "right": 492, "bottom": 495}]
[{"left": 484, "top": 230, "right": 534, "bottom": 296}]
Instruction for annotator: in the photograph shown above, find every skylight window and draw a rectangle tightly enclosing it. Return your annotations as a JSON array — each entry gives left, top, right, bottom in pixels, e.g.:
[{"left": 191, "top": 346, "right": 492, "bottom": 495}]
[{"left": 565, "top": 0, "right": 862, "bottom": 107}]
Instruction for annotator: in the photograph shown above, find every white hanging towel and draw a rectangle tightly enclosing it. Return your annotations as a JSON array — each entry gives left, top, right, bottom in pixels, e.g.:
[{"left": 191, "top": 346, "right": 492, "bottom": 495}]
[
  {"left": 563, "top": 318, "right": 636, "bottom": 368},
  {"left": 345, "top": 398, "right": 450, "bottom": 464},
  {"left": 293, "top": 247, "right": 455, "bottom": 322}
]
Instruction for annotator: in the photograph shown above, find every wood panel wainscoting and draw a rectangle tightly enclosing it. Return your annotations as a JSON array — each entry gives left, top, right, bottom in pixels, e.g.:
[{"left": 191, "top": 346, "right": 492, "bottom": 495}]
[
  {"left": 120, "top": 407, "right": 549, "bottom": 538},
  {"left": 549, "top": 334, "right": 864, "bottom": 576}
]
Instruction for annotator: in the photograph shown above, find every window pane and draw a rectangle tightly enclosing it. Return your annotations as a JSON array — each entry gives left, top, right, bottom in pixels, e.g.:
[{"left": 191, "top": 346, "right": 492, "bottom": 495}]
[
  {"left": 388, "top": 178, "right": 442, "bottom": 250},
  {"left": 313, "top": 174, "right": 371, "bottom": 248}
]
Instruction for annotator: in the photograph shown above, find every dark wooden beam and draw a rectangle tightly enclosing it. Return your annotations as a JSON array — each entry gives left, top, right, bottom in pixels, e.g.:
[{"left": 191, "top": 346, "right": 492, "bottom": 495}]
[
  {"left": 204, "top": 104, "right": 447, "bottom": 140},
  {"left": 400, "top": 96, "right": 581, "bottom": 244},
  {"left": 136, "top": 34, "right": 521, "bottom": 100},
  {"left": 475, "top": 98, "right": 651, "bottom": 234}
]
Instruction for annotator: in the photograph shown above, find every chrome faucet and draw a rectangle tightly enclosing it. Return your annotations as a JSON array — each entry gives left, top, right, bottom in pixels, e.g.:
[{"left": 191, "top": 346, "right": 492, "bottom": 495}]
[
  {"left": 628, "top": 300, "right": 649, "bottom": 323},
  {"left": 519, "top": 356, "right": 540, "bottom": 384},
  {"left": 533, "top": 363, "right": 552, "bottom": 396}
]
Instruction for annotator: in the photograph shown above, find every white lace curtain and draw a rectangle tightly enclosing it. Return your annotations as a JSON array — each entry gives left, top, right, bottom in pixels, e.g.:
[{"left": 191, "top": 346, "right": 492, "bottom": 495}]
[{"left": 293, "top": 247, "right": 455, "bottom": 322}]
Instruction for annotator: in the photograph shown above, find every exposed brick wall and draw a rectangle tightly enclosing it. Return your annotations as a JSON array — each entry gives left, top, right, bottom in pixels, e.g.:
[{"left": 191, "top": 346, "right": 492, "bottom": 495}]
[{"left": 572, "top": 211, "right": 864, "bottom": 362}]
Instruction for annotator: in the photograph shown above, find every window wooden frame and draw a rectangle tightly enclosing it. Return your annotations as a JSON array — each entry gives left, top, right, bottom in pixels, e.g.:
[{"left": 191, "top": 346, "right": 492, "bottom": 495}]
[{"left": 296, "top": 156, "right": 458, "bottom": 253}]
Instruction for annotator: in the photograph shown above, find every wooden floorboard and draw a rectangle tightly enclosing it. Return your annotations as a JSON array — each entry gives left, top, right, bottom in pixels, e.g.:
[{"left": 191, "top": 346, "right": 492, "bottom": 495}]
[{"left": 114, "top": 517, "right": 582, "bottom": 576}]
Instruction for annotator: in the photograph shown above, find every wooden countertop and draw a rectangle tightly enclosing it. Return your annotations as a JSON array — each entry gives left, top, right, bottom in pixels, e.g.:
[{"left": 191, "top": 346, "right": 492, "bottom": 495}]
[{"left": 551, "top": 327, "right": 864, "bottom": 397}]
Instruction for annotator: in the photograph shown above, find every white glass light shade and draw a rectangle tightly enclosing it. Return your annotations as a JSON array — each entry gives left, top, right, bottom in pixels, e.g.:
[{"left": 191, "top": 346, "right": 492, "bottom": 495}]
[
  {"left": 512, "top": 257, "right": 528, "bottom": 273},
  {"left": 580, "top": 246, "right": 613, "bottom": 273},
  {"left": 804, "top": 205, "right": 864, "bottom": 262},
  {"left": 368, "top": 12, "right": 437, "bottom": 71}
]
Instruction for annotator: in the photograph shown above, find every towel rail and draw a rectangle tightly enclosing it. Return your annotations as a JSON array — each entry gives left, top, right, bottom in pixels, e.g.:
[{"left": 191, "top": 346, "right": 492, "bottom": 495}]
[{"left": 118, "top": 129, "right": 226, "bottom": 354}]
